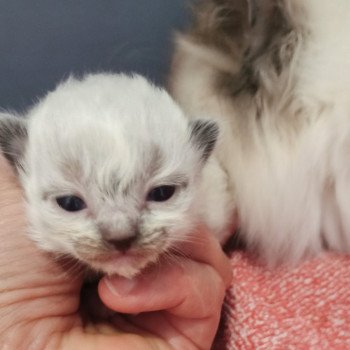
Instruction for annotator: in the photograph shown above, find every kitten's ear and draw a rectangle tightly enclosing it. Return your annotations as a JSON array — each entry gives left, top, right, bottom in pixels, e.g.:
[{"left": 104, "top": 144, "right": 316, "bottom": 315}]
[
  {"left": 190, "top": 119, "right": 219, "bottom": 162},
  {"left": 0, "top": 114, "right": 28, "bottom": 172}
]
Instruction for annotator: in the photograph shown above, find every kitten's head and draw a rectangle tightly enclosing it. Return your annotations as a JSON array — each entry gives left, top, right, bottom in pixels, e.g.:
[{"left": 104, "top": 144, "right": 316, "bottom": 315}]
[{"left": 0, "top": 74, "right": 218, "bottom": 277}]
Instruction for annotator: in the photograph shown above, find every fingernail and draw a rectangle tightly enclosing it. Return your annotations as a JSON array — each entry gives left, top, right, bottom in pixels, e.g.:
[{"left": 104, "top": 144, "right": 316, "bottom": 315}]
[{"left": 104, "top": 276, "right": 137, "bottom": 296}]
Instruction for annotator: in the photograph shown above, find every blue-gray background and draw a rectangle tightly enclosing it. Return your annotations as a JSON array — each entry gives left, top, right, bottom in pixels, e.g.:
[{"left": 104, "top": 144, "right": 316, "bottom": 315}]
[{"left": 0, "top": 0, "right": 191, "bottom": 112}]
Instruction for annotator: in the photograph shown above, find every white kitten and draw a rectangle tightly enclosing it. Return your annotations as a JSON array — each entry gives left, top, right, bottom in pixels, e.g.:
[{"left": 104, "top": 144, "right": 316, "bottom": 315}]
[
  {"left": 170, "top": 0, "right": 350, "bottom": 264},
  {"left": 0, "top": 73, "right": 232, "bottom": 277}
]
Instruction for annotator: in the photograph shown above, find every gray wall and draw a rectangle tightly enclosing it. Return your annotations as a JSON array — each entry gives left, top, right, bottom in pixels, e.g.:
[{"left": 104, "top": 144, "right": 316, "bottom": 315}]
[{"left": 0, "top": 0, "right": 191, "bottom": 112}]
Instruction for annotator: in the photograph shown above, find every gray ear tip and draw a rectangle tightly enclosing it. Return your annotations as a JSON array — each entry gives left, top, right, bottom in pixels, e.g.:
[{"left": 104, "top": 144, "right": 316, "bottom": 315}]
[
  {"left": 190, "top": 119, "right": 220, "bottom": 161},
  {"left": 0, "top": 115, "right": 28, "bottom": 172},
  {"left": 207, "top": 119, "right": 220, "bottom": 137},
  {"left": 191, "top": 119, "right": 220, "bottom": 136}
]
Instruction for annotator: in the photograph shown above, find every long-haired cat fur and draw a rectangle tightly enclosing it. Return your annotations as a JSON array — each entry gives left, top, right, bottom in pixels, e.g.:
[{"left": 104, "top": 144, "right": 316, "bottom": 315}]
[{"left": 170, "top": 0, "right": 350, "bottom": 264}]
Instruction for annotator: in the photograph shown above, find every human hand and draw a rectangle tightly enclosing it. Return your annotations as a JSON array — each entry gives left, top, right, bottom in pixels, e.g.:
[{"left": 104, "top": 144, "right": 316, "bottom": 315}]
[
  {"left": 0, "top": 156, "right": 232, "bottom": 350},
  {"left": 97, "top": 226, "right": 232, "bottom": 350}
]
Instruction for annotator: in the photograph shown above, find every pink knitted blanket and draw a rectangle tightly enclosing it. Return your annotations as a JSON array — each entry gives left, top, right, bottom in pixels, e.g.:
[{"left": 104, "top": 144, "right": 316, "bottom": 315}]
[{"left": 214, "top": 251, "right": 350, "bottom": 349}]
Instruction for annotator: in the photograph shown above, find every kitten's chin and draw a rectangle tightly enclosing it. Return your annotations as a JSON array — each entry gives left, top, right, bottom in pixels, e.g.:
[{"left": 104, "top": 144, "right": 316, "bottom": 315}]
[{"left": 84, "top": 251, "right": 159, "bottom": 278}]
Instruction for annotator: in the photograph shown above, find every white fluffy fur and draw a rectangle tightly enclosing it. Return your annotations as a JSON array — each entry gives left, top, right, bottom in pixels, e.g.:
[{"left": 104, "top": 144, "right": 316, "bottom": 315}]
[
  {"left": 170, "top": 0, "right": 350, "bottom": 264},
  {"left": 0, "top": 73, "right": 231, "bottom": 277}
]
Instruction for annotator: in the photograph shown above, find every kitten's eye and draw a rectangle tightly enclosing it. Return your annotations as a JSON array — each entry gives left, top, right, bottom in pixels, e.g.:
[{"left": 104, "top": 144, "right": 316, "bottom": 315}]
[
  {"left": 56, "top": 195, "right": 86, "bottom": 212},
  {"left": 147, "top": 185, "right": 176, "bottom": 202}
]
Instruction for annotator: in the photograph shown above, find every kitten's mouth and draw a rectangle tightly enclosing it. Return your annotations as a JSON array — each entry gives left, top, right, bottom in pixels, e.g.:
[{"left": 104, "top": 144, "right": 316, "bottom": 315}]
[{"left": 80, "top": 249, "right": 160, "bottom": 278}]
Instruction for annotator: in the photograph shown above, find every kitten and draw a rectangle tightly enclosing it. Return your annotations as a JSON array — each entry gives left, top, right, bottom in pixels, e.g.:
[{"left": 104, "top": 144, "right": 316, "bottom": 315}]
[
  {"left": 0, "top": 73, "right": 232, "bottom": 278},
  {"left": 170, "top": 0, "right": 350, "bottom": 264}
]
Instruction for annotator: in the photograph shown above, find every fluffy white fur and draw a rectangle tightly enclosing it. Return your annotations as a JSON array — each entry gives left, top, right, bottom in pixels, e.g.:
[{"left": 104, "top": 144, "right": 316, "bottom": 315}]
[
  {"left": 170, "top": 0, "right": 350, "bottom": 264},
  {"left": 0, "top": 73, "right": 231, "bottom": 277}
]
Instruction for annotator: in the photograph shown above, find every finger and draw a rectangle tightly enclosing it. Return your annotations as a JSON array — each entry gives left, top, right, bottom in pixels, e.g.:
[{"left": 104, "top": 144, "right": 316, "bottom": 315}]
[
  {"left": 98, "top": 260, "right": 226, "bottom": 319},
  {"left": 60, "top": 325, "right": 171, "bottom": 350},
  {"left": 174, "top": 225, "right": 233, "bottom": 287},
  {"left": 98, "top": 260, "right": 226, "bottom": 349}
]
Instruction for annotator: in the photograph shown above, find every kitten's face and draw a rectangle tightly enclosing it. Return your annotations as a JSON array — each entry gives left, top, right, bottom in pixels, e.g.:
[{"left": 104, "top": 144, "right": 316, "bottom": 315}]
[{"left": 0, "top": 74, "right": 218, "bottom": 277}]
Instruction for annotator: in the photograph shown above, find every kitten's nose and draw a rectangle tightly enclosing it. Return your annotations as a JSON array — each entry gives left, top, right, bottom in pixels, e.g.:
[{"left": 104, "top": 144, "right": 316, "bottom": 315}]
[
  {"left": 99, "top": 224, "right": 139, "bottom": 252},
  {"left": 105, "top": 235, "right": 137, "bottom": 252}
]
